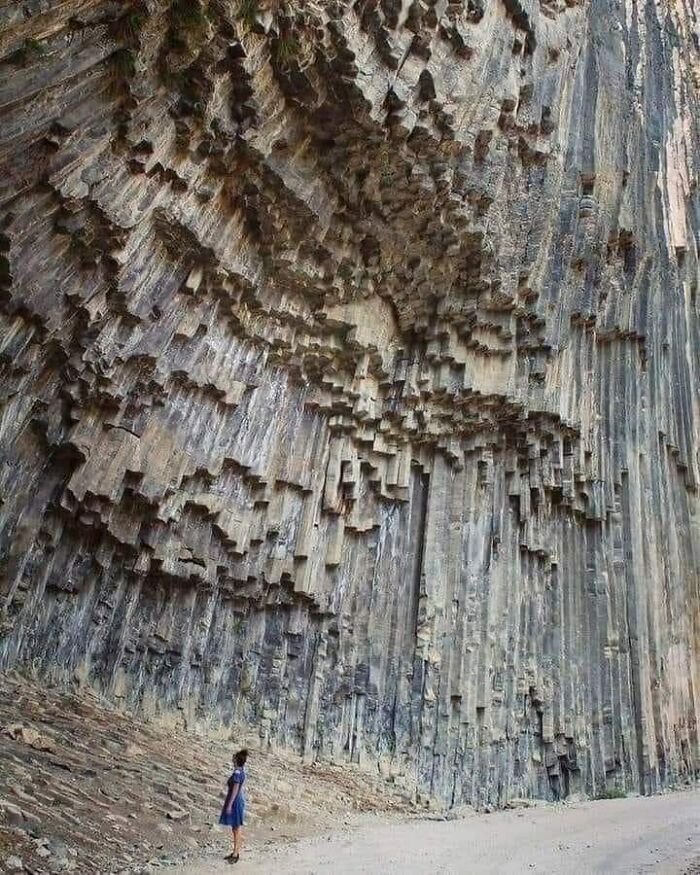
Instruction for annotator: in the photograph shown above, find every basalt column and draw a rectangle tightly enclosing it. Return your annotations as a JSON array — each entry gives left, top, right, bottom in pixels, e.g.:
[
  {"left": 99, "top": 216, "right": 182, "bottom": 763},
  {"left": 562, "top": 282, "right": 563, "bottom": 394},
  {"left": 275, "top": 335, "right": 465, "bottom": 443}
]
[{"left": 0, "top": 0, "right": 698, "bottom": 807}]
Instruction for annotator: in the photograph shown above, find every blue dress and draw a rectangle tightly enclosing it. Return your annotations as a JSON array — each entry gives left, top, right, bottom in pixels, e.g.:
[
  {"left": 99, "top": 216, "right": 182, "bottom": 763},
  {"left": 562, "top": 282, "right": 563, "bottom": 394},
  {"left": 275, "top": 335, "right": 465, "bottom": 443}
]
[{"left": 219, "top": 768, "right": 246, "bottom": 828}]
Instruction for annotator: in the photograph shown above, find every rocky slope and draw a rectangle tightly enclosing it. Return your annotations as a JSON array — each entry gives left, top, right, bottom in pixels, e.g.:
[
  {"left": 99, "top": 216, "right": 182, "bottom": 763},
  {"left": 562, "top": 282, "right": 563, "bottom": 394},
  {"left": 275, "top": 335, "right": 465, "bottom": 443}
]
[
  {"left": 0, "top": 0, "right": 699, "bottom": 808},
  {"left": 0, "top": 673, "right": 416, "bottom": 874}
]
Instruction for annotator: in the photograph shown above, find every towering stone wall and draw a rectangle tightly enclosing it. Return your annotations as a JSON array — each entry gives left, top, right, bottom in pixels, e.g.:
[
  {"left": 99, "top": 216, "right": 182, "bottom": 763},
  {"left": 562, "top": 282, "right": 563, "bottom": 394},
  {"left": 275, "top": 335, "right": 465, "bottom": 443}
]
[{"left": 1, "top": 0, "right": 698, "bottom": 807}]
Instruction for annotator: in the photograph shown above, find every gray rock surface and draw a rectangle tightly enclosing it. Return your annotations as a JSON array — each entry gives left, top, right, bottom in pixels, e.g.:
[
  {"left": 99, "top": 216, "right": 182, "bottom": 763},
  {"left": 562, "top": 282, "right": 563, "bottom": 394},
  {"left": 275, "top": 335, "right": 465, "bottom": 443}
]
[{"left": 0, "top": 0, "right": 698, "bottom": 808}]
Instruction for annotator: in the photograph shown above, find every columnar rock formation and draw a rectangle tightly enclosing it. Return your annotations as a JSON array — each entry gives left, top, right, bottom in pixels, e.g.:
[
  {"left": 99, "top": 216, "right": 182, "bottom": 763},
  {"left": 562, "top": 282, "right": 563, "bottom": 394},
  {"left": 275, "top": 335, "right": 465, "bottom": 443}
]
[{"left": 1, "top": 0, "right": 699, "bottom": 808}]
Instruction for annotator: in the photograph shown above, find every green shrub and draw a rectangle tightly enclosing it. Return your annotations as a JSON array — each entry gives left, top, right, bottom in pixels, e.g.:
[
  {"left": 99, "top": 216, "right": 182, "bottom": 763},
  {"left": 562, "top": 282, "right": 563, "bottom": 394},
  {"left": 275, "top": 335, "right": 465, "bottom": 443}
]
[
  {"left": 237, "top": 0, "right": 259, "bottom": 27},
  {"left": 274, "top": 33, "right": 300, "bottom": 66},
  {"left": 110, "top": 48, "right": 136, "bottom": 79},
  {"left": 171, "top": 0, "right": 209, "bottom": 35},
  {"left": 594, "top": 786, "right": 627, "bottom": 800},
  {"left": 24, "top": 37, "right": 46, "bottom": 56},
  {"left": 112, "top": 10, "right": 146, "bottom": 44},
  {"left": 11, "top": 37, "right": 46, "bottom": 65}
]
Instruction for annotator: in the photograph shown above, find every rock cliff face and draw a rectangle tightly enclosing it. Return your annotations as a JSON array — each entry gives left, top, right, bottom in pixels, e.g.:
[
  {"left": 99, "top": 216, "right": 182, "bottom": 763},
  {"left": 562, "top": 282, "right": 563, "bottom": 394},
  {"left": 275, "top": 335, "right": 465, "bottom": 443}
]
[{"left": 1, "top": 0, "right": 699, "bottom": 808}]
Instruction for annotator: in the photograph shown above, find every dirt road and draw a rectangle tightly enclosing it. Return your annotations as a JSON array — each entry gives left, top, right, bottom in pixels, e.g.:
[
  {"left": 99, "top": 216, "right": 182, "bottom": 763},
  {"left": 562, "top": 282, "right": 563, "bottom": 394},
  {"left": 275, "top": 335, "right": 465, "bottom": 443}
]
[{"left": 174, "top": 789, "right": 700, "bottom": 875}]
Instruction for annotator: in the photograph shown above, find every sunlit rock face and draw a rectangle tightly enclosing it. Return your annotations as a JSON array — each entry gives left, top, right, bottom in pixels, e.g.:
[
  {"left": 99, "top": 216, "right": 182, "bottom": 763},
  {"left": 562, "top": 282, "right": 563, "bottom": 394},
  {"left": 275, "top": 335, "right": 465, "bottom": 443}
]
[{"left": 1, "top": 0, "right": 698, "bottom": 807}]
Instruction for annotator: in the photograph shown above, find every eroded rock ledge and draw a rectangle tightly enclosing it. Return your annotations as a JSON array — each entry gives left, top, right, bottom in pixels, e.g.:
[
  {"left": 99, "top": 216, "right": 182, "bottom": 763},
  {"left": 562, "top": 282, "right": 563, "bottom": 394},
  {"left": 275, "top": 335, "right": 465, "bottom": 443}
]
[{"left": 1, "top": 0, "right": 699, "bottom": 807}]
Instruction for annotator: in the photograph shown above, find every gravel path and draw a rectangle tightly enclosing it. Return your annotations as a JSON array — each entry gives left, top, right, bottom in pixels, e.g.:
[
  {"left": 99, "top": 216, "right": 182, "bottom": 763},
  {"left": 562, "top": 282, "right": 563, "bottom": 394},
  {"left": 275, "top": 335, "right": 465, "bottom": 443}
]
[{"left": 173, "top": 788, "right": 700, "bottom": 875}]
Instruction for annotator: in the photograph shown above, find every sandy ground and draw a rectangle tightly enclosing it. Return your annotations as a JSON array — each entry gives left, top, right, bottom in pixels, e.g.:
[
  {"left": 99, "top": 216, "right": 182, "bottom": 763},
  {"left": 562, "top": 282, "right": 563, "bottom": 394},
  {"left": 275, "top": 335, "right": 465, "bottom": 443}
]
[{"left": 174, "top": 789, "right": 700, "bottom": 875}]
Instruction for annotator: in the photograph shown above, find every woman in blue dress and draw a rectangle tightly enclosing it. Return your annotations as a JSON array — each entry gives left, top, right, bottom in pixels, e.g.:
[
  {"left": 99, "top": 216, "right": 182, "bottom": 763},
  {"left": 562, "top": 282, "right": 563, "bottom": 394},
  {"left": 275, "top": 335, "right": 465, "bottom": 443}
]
[{"left": 219, "top": 748, "right": 248, "bottom": 864}]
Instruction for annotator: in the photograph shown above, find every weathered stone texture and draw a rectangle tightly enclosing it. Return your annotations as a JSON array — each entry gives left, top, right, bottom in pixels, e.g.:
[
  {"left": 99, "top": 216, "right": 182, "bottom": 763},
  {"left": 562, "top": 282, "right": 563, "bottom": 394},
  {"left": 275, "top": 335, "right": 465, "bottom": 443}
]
[{"left": 1, "top": 0, "right": 699, "bottom": 807}]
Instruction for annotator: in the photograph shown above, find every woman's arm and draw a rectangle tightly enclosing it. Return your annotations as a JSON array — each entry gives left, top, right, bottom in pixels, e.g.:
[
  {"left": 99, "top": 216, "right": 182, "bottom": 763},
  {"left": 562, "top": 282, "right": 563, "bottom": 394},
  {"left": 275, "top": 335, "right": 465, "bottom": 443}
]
[{"left": 226, "top": 779, "right": 241, "bottom": 813}]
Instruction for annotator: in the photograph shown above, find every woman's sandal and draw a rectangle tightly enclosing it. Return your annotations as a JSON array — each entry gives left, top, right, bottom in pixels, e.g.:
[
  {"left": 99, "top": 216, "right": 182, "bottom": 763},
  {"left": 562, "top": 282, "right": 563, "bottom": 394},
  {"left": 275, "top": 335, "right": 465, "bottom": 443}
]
[{"left": 226, "top": 854, "right": 240, "bottom": 864}]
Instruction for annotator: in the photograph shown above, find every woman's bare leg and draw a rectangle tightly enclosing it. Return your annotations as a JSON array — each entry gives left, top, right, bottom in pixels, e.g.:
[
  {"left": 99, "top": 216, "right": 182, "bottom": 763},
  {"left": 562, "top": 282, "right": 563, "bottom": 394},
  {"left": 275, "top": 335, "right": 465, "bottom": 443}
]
[
  {"left": 233, "top": 827, "right": 242, "bottom": 858},
  {"left": 230, "top": 828, "right": 237, "bottom": 857}
]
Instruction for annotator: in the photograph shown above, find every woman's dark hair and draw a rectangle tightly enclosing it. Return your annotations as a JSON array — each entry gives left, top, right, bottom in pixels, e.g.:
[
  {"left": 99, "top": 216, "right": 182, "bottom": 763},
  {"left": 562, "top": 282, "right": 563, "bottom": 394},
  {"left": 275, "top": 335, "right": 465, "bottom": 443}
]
[{"left": 234, "top": 748, "right": 248, "bottom": 767}]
